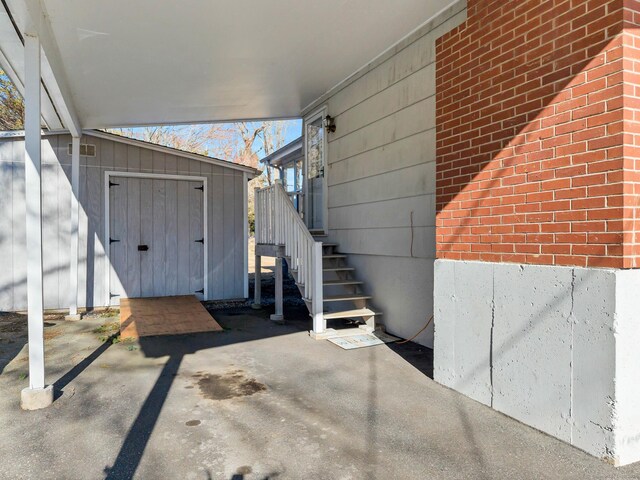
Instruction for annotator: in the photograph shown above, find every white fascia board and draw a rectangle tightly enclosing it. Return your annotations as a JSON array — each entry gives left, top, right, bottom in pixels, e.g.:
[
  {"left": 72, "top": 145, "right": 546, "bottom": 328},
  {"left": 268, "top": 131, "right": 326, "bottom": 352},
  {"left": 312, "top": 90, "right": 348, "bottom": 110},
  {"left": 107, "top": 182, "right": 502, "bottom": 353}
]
[{"left": 6, "top": 0, "right": 81, "bottom": 136}]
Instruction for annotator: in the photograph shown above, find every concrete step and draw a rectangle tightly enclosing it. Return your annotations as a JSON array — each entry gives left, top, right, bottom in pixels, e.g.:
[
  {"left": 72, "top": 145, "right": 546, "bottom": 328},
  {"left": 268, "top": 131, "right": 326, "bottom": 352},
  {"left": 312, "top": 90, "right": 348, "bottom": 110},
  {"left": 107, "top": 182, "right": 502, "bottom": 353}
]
[
  {"left": 322, "top": 308, "right": 380, "bottom": 320},
  {"left": 323, "top": 254, "right": 347, "bottom": 260},
  {"left": 323, "top": 294, "right": 372, "bottom": 302}
]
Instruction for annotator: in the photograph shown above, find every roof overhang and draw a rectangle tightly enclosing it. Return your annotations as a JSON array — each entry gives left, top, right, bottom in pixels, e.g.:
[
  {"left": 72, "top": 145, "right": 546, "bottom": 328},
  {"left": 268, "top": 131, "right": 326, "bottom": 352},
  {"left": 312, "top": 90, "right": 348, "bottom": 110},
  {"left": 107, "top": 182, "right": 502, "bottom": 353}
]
[
  {"left": 261, "top": 136, "right": 302, "bottom": 168},
  {"left": 0, "top": 0, "right": 454, "bottom": 130}
]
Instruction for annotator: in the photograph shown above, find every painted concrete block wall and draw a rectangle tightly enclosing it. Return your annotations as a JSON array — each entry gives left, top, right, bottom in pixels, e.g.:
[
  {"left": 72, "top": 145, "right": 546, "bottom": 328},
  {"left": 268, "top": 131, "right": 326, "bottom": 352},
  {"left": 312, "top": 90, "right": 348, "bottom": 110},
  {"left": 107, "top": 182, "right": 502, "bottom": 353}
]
[
  {"left": 303, "top": 1, "right": 467, "bottom": 346},
  {"left": 0, "top": 133, "right": 246, "bottom": 311},
  {"left": 434, "top": 258, "right": 640, "bottom": 465},
  {"left": 614, "top": 270, "right": 640, "bottom": 466}
]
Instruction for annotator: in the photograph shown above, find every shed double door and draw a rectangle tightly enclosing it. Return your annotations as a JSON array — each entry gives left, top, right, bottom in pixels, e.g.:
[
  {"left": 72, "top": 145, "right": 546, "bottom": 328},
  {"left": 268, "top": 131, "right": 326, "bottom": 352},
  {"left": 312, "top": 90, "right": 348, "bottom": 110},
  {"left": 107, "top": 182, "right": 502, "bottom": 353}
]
[{"left": 109, "top": 176, "right": 205, "bottom": 304}]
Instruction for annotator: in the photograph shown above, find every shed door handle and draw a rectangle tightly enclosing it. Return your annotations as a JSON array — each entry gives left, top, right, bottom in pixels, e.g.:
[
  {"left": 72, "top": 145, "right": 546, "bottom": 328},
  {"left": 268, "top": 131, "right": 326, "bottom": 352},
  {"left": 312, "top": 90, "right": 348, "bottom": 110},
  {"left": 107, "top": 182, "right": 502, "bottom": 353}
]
[{"left": 138, "top": 244, "right": 149, "bottom": 251}]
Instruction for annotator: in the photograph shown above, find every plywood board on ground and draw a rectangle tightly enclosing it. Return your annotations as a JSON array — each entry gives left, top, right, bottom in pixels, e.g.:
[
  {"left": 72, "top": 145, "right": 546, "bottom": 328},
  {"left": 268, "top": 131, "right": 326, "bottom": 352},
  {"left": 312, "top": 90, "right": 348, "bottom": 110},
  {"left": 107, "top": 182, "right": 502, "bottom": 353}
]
[
  {"left": 327, "top": 331, "right": 399, "bottom": 350},
  {"left": 120, "top": 295, "right": 222, "bottom": 339}
]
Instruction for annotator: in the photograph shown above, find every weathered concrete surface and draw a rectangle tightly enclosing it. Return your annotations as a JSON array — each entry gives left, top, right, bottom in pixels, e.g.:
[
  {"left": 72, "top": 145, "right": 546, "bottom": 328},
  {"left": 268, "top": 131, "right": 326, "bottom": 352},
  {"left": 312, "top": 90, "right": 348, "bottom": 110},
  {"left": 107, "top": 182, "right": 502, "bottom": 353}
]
[
  {"left": 434, "top": 260, "right": 493, "bottom": 405},
  {"left": 615, "top": 270, "right": 640, "bottom": 466},
  {"left": 434, "top": 259, "right": 640, "bottom": 466},
  {"left": 572, "top": 268, "right": 616, "bottom": 458},
  {"left": 20, "top": 384, "right": 53, "bottom": 410},
  {"left": 2, "top": 307, "right": 640, "bottom": 479},
  {"left": 493, "top": 263, "right": 573, "bottom": 443}
]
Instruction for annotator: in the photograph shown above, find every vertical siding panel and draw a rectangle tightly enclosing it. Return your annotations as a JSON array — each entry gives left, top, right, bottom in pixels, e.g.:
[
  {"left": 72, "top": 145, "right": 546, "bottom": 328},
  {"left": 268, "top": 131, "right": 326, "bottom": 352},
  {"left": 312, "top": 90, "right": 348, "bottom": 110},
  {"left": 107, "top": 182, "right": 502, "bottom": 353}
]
[
  {"left": 127, "top": 145, "right": 140, "bottom": 171},
  {"left": 177, "top": 156, "right": 189, "bottom": 175},
  {"left": 176, "top": 179, "right": 191, "bottom": 295},
  {"left": 0, "top": 141, "right": 14, "bottom": 310},
  {"left": 41, "top": 138, "right": 59, "bottom": 308},
  {"left": 165, "top": 154, "right": 177, "bottom": 174},
  {"left": 101, "top": 136, "right": 115, "bottom": 170},
  {"left": 189, "top": 181, "right": 204, "bottom": 299},
  {"left": 200, "top": 162, "right": 213, "bottom": 300},
  {"left": 99, "top": 139, "right": 113, "bottom": 304},
  {"left": 165, "top": 179, "right": 178, "bottom": 295},
  {"left": 126, "top": 177, "right": 141, "bottom": 297},
  {"left": 139, "top": 178, "right": 154, "bottom": 296},
  {"left": 114, "top": 142, "right": 127, "bottom": 171},
  {"left": 152, "top": 150, "right": 165, "bottom": 172},
  {"left": 59, "top": 158, "right": 72, "bottom": 309},
  {"left": 77, "top": 152, "right": 88, "bottom": 308},
  {"left": 189, "top": 162, "right": 203, "bottom": 298},
  {"left": 234, "top": 172, "right": 244, "bottom": 297},
  {"left": 140, "top": 147, "right": 153, "bottom": 172},
  {"left": 209, "top": 165, "right": 224, "bottom": 299},
  {"left": 84, "top": 139, "right": 102, "bottom": 308},
  {"left": 12, "top": 140, "right": 26, "bottom": 310},
  {"left": 56, "top": 134, "right": 72, "bottom": 307},
  {"left": 94, "top": 139, "right": 108, "bottom": 305},
  {"left": 110, "top": 177, "right": 128, "bottom": 304},
  {"left": 223, "top": 169, "right": 235, "bottom": 298},
  {"left": 152, "top": 179, "right": 166, "bottom": 296},
  {"left": 55, "top": 136, "right": 70, "bottom": 309}
]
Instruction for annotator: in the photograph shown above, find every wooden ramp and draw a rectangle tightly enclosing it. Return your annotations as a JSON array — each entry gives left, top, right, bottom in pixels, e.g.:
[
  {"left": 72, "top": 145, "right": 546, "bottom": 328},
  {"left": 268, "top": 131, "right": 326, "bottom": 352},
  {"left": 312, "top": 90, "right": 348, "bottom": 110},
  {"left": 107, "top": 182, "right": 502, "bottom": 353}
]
[{"left": 119, "top": 295, "right": 223, "bottom": 340}]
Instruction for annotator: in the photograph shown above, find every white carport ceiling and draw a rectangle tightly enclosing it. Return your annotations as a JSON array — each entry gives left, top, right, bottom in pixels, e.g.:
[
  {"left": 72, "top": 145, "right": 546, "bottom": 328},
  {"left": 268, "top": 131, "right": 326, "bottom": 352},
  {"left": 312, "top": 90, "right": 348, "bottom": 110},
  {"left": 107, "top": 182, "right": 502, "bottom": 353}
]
[{"left": 1, "top": 0, "right": 452, "bottom": 129}]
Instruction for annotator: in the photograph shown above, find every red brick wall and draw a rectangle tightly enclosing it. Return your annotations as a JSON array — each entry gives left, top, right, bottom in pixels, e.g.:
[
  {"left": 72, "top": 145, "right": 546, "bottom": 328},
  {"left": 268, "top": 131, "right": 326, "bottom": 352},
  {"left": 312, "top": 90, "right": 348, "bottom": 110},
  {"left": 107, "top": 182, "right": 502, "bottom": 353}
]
[
  {"left": 435, "top": 0, "right": 640, "bottom": 268},
  {"left": 624, "top": 0, "right": 640, "bottom": 266}
]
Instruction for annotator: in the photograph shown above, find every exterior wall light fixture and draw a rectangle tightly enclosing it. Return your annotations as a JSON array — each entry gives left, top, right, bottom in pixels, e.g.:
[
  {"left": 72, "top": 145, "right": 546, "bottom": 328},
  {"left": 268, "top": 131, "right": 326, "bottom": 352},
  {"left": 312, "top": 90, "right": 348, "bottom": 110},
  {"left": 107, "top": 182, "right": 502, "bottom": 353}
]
[{"left": 323, "top": 115, "right": 336, "bottom": 133}]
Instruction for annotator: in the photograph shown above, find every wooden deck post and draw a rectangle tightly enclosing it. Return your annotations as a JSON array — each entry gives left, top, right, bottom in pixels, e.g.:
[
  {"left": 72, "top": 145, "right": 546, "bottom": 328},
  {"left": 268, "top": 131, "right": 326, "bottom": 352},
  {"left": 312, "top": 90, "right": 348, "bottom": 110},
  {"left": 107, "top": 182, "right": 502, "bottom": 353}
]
[
  {"left": 252, "top": 254, "right": 262, "bottom": 309},
  {"left": 270, "top": 257, "right": 284, "bottom": 322}
]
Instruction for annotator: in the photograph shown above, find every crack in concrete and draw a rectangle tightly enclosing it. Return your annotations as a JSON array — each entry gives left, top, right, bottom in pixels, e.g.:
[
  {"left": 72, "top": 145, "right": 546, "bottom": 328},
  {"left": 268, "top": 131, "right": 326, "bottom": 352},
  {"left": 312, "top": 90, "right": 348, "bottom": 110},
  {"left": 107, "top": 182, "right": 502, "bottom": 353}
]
[
  {"left": 489, "top": 267, "right": 495, "bottom": 409},
  {"left": 590, "top": 420, "right": 614, "bottom": 433},
  {"left": 569, "top": 268, "right": 576, "bottom": 443}
]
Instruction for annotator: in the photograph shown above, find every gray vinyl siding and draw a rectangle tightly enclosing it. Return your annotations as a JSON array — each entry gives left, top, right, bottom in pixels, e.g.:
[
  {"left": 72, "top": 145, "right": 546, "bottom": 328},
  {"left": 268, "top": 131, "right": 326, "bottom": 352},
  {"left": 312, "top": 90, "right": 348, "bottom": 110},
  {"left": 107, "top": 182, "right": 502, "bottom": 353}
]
[
  {"left": 0, "top": 133, "right": 246, "bottom": 311},
  {"left": 303, "top": 2, "right": 466, "bottom": 347}
]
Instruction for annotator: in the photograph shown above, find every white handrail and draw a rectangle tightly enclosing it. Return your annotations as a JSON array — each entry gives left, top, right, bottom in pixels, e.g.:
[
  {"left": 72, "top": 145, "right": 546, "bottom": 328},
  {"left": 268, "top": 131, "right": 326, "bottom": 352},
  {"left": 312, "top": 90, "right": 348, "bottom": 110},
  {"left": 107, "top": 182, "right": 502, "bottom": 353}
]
[{"left": 255, "top": 182, "right": 325, "bottom": 333}]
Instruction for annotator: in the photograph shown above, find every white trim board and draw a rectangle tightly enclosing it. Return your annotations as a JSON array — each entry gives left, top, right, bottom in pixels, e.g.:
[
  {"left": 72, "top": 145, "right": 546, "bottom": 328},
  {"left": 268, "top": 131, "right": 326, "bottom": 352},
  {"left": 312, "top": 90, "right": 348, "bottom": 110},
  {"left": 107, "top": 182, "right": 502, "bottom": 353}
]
[{"left": 103, "top": 171, "right": 209, "bottom": 305}]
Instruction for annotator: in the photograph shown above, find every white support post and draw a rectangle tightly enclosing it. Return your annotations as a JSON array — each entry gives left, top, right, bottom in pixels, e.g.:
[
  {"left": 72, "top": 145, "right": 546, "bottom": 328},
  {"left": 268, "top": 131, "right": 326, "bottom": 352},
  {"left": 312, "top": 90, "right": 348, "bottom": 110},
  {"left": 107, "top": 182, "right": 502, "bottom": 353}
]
[
  {"left": 21, "top": 33, "right": 53, "bottom": 410},
  {"left": 243, "top": 173, "right": 249, "bottom": 298},
  {"left": 252, "top": 254, "right": 262, "bottom": 309},
  {"left": 270, "top": 257, "right": 284, "bottom": 322},
  {"left": 311, "top": 242, "right": 325, "bottom": 334},
  {"left": 66, "top": 136, "right": 81, "bottom": 321}
]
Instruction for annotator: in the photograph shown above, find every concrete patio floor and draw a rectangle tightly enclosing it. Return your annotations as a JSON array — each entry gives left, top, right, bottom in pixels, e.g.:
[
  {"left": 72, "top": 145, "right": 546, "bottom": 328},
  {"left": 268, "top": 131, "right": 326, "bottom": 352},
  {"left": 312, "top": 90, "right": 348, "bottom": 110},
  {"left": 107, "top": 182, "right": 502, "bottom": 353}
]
[{"left": 1, "top": 307, "right": 640, "bottom": 480}]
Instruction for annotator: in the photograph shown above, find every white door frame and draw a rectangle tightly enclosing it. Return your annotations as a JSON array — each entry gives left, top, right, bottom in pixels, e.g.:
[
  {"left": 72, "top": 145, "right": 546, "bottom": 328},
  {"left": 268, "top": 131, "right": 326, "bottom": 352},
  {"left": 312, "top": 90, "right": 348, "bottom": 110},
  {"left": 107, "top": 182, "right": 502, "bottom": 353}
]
[
  {"left": 303, "top": 105, "right": 329, "bottom": 234},
  {"left": 104, "top": 171, "right": 209, "bottom": 305}
]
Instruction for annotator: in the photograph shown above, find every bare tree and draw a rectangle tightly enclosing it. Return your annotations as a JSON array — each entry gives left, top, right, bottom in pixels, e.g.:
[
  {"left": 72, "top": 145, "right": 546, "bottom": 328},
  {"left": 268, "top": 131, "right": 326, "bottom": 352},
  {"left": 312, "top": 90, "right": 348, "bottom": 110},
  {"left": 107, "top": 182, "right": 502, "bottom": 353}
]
[
  {"left": 107, "top": 124, "right": 235, "bottom": 158},
  {"left": 0, "top": 70, "right": 24, "bottom": 130}
]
